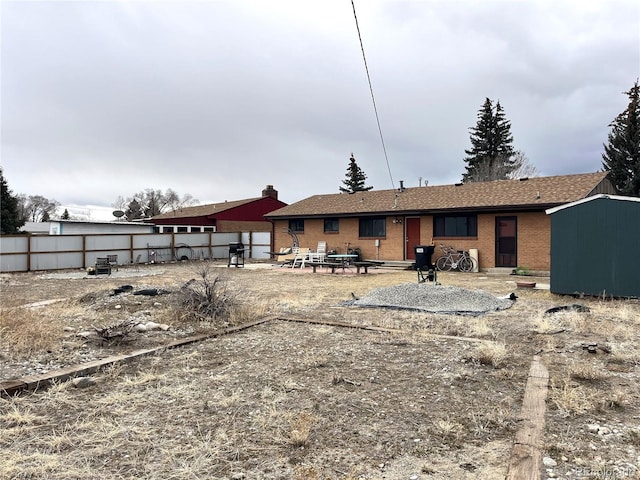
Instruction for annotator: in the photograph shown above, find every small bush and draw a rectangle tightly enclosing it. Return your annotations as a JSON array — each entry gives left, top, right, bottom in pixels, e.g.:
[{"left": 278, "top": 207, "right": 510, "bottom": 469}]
[
  {"left": 289, "top": 412, "right": 315, "bottom": 448},
  {"left": 93, "top": 318, "right": 138, "bottom": 344},
  {"left": 549, "top": 376, "right": 595, "bottom": 416},
  {"left": 178, "top": 266, "right": 238, "bottom": 323},
  {"left": 569, "top": 363, "right": 606, "bottom": 382},
  {"left": 469, "top": 341, "right": 508, "bottom": 368}
]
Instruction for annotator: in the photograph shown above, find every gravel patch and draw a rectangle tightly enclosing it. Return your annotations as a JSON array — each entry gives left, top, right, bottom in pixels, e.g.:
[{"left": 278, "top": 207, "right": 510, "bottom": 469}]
[
  {"left": 350, "top": 282, "right": 515, "bottom": 315},
  {"left": 39, "top": 270, "right": 166, "bottom": 280}
]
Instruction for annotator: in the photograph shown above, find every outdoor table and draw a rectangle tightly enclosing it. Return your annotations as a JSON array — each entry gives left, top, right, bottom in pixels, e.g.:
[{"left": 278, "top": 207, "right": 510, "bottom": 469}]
[{"left": 327, "top": 254, "right": 358, "bottom": 273}]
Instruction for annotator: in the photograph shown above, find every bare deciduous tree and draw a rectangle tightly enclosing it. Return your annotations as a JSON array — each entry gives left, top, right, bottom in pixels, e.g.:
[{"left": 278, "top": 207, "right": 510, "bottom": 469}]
[
  {"left": 17, "top": 195, "right": 60, "bottom": 222},
  {"left": 465, "top": 151, "right": 538, "bottom": 182},
  {"left": 507, "top": 151, "right": 539, "bottom": 179},
  {"left": 113, "top": 189, "right": 199, "bottom": 219}
]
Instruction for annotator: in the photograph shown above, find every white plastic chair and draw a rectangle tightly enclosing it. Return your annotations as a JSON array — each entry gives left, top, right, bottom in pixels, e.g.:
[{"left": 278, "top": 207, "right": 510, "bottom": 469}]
[
  {"left": 308, "top": 241, "right": 327, "bottom": 263},
  {"left": 291, "top": 248, "right": 310, "bottom": 268}
]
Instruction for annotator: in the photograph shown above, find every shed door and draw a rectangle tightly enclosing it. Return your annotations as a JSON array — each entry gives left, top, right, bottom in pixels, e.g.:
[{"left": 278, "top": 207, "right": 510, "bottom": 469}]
[{"left": 496, "top": 217, "right": 517, "bottom": 267}]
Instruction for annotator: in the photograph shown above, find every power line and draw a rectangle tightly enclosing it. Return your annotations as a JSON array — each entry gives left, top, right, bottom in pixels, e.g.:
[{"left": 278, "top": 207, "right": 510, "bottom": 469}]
[{"left": 351, "top": 0, "right": 395, "bottom": 190}]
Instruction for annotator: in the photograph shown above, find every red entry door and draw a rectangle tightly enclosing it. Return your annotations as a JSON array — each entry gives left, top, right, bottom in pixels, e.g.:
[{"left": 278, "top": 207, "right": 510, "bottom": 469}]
[{"left": 405, "top": 217, "right": 420, "bottom": 260}]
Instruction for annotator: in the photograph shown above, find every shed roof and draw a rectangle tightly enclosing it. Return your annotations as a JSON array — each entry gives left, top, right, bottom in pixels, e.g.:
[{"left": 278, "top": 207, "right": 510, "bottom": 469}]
[
  {"left": 545, "top": 193, "right": 640, "bottom": 215},
  {"left": 266, "top": 172, "right": 611, "bottom": 218},
  {"left": 151, "top": 197, "right": 261, "bottom": 220}
]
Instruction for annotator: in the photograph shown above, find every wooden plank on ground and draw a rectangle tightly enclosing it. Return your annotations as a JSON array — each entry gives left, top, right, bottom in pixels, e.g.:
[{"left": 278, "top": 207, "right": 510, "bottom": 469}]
[
  {"left": 0, "top": 317, "right": 274, "bottom": 397},
  {"left": 506, "top": 355, "right": 549, "bottom": 480}
]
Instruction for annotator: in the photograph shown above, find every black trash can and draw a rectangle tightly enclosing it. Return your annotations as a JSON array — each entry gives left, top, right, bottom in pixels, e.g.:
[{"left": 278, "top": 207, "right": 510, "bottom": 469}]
[
  {"left": 414, "top": 245, "right": 436, "bottom": 283},
  {"left": 228, "top": 242, "right": 245, "bottom": 268}
]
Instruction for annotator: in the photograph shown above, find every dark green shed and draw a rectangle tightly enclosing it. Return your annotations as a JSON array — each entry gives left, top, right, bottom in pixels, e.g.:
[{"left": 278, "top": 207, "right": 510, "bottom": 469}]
[{"left": 546, "top": 195, "right": 640, "bottom": 298}]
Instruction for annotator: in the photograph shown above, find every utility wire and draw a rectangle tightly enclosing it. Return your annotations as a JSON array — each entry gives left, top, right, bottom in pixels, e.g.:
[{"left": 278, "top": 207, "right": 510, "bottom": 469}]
[{"left": 351, "top": 0, "right": 395, "bottom": 191}]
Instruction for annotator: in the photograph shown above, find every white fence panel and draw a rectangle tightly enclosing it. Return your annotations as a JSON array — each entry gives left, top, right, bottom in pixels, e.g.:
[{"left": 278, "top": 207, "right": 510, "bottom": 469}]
[
  {"left": 244, "top": 231, "right": 271, "bottom": 259},
  {"left": 30, "top": 235, "right": 84, "bottom": 252},
  {"left": 132, "top": 234, "right": 161, "bottom": 249},
  {"left": 31, "top": 252, "right": 84, "bottom": 271},
  {"left": 87, "top": 250, "right": 133, "bottom": 266},
  {"left": 0, "top": 254, "right": 28, "bottom": 272},
  {"left": 214, "top": 233, "right": 242, "bottom": 259},
  {"left": 85, "top": 235, "right": 131, "bottom": 250},
  {"left": 0, "top": 236, "right": 28, "bottom": 253},
  {"left": 173, "top": 233, "right": 214, "bottom": 260},
  {"left": 0, "top": 231, "right": 271, "bottom": 273}
]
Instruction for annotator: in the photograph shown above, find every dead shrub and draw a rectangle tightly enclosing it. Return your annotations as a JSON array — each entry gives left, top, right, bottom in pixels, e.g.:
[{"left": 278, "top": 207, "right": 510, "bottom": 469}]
[
  {"left": 177, "top": 266, "right": 238, "bottom": 323},
  {"left": 549, "top": 376, "right": 595, "bottom": 416},
  {"left": 289, "top": 412, "right": 315, "bottom": 448},
  {"left": 569, "top": 363, "right": 607, "bottom": 382},
  {"left": 598, "top": 388, "right": 628, "bottom": 410},
  {"left": 607, "top": 342, "right": 640, "bottom": 365},
  {"left": 466, "top": 317, "right": 494, "bottom": 338},
  {"left": 93, "top": 318, "right": 138, "bottom": 344},
  {"left": 469, "top": 341, "right": 508, "bottom": 368}
]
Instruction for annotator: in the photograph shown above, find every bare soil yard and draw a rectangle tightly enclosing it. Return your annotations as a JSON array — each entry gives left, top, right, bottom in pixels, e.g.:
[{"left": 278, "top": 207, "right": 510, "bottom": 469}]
[{"left": 1, "top": 261, "right": 640, "bottom": 479}]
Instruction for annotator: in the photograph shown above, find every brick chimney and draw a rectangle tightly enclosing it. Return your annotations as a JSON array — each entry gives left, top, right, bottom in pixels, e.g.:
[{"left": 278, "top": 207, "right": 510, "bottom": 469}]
[{"left": 262, "top": 184, "right": 278, "bottom": 200}]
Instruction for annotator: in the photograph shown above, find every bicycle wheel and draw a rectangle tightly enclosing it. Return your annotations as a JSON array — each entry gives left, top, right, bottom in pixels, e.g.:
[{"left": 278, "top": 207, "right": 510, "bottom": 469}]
[
  {"left": 468, "top": 256, "right": 477, "bottom": 272},
  {"left": 458, "top": 256, "right": 473, "bottom": 272},
  {"left": 436, "top": 256, "right": 453, "bottom": 271}
]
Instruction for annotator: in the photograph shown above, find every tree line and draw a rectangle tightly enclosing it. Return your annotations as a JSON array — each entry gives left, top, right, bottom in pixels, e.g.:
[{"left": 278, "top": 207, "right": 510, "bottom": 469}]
[
  {"left": 112, "top": 189, "right": 198, "bottom": 221},
  {"left": 0, "top": 179, "right": 198, "bottom": 234},
  {"left": 2, "top": 80, "right": 639, "bottom": 234},
  {"left": 340, "top": 79, "right": 639, "bottom": 195}
]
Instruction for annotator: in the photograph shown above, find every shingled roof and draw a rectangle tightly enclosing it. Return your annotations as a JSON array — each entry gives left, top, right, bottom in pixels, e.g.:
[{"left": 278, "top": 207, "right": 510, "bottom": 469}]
[
  {"left": 152, "top": 198, "right": 261, "bottom": 220},
  {"left": 266, "top": 172, "right": 612, "bottom": 218}
]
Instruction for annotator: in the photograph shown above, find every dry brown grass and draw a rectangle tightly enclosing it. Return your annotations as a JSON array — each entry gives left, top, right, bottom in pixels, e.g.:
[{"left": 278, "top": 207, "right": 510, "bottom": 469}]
[
  {"left": 469, "top": 341, "right": 509, "bottom": 368},
  {"left": 0, "top": 307, "right": 63, "bottom": 359},
  {"left": 1, "top": 263, "right": 640, "bottom": 479}
]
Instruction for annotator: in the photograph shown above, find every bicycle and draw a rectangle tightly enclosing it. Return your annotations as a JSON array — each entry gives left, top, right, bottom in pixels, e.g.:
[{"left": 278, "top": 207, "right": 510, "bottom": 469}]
[{"left": 435, "top": 244, "right": 477, "bottom": 272}]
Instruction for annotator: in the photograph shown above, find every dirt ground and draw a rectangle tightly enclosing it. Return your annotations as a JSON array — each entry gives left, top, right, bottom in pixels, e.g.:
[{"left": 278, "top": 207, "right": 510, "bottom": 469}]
[{"left": 1, "top": 260, "right": 640, "bottom": 479}]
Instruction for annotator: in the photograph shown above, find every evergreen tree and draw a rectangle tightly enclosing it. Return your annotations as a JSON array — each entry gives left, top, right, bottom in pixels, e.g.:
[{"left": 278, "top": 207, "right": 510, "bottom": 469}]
[
  {"left": 1, "top": 168, "right": 25, "bottom": 234},
  {"left": 602, "top": 80, "right": 640, "bottom": 197},
  {"left": 463, "top": 98, "right": 516, "bottom": 182},
  {"left": 61, "top": 209, "right": 70, "bottom": 220},
  {"left": 339, "top": 154, "right": 373, "bottom": 193},
  {"left": 125, "top": 199, "right": 144, "bottom": 221}
]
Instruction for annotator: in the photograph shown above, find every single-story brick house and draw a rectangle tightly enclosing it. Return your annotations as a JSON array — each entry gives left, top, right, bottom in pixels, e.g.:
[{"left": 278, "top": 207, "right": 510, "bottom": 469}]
[
  {"left": 150, "top": 185, "right": 287, "bottom": 233},
  {"left": 264, "top": 172, "right": 616, "bottom": 272}
]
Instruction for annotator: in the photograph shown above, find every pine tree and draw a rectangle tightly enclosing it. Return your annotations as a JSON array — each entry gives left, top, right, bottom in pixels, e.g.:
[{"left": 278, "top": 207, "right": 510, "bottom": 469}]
[
  {"left": 61, "top": 209, "right": 70, "bottom": 220},
  {"left": 463, "top": 98, "right": 516, "bottom": 182},
  {"left": 602, "top": 80, "right": 640, "bottom": 197},
  {"left": 0, "top": 168, "right": 25, "bottom": 234},
  {"left": 125, "top": 199, "right": 144, "bottom": 221},
  {"left": 339, "top": 154, "right": 373, "bottom": 193}
]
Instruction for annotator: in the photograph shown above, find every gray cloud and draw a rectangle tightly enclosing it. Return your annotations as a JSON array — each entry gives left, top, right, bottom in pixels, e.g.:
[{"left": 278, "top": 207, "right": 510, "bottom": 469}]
[{"left": 2, "top": 0, "right": 638, "bottom": 219}]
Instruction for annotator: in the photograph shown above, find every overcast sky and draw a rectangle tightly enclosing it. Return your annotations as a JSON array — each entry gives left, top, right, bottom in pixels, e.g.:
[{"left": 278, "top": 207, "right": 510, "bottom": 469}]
[{"left": 1, "top": 0, "right": 638, "bottom": 221}]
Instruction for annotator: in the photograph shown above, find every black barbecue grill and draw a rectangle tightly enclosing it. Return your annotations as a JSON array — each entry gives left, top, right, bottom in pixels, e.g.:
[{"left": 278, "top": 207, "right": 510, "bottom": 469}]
[{"left": 228, "top": 242, "right": 245, "bottom": 268}]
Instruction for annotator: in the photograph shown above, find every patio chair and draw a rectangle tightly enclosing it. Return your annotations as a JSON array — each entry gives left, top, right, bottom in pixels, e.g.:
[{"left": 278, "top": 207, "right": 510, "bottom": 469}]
[
  {"left": 95, "top": 257, "right": 112, "bottom": 275},
  {"left": 267, "top": 246, "right": 292, "bottom": 259},
  {"left": 308, "top": 241, "right": 327, "bottom": 263},
  {"left": 107, "top": 254, "right": 119, "bottom": 272},
  {"left": 130, "top": 254, "right": 142, "bottom": 272},
  {"left": 277, "top": 247, "right": 299, "bottom": 267},
  {"left": 291, "top": 247, "right": 311, "bottom": 268}
]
